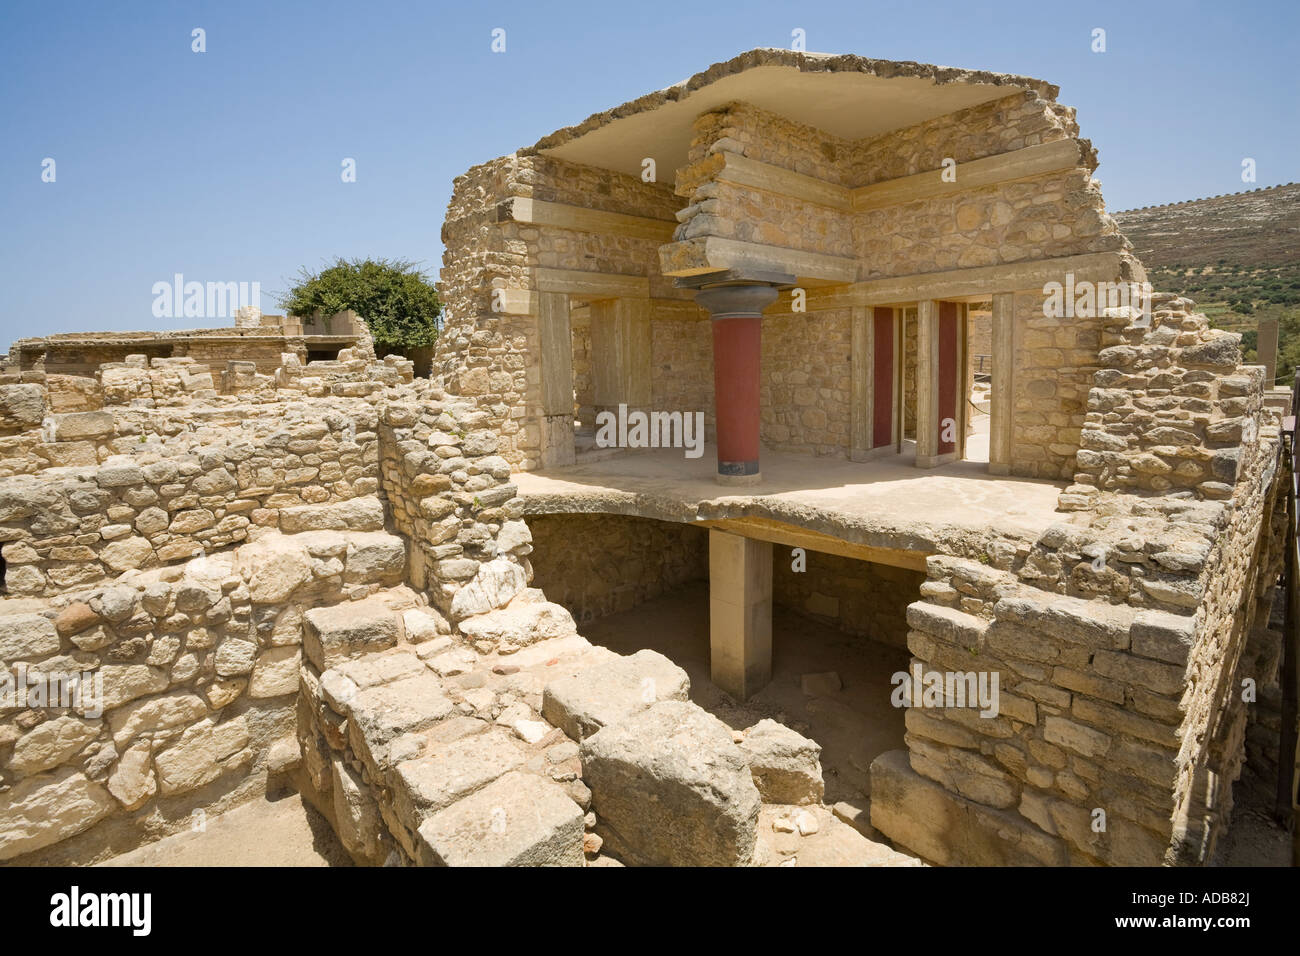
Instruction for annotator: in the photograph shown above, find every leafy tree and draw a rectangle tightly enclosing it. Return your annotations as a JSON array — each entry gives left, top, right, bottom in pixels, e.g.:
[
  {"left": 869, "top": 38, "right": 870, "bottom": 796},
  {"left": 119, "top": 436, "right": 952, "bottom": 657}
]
[{"left": 277, "top": 257, "right": 441, "bottom": 349}]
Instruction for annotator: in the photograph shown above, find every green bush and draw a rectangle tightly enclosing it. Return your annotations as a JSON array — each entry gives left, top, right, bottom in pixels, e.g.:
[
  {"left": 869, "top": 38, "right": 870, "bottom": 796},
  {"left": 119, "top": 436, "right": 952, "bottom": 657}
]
[{"left": 277, "top": 258, "right": 441, "bottom": 349}]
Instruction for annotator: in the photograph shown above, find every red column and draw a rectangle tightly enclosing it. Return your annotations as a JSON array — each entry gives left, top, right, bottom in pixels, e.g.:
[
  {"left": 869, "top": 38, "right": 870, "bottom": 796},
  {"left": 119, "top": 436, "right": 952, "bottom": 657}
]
[{"left": 695, "top": 284, "right": 779, "bottom": 484}]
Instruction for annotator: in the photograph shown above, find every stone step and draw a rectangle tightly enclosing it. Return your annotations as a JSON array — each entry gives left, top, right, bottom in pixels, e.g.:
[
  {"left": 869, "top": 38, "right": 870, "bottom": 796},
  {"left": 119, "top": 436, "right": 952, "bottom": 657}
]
[
  {"left": 541, "top": 648, "right": 690, "bottom": 741},
  {"left": 415, "top": 770, "right": 585, "bottom": 866}
]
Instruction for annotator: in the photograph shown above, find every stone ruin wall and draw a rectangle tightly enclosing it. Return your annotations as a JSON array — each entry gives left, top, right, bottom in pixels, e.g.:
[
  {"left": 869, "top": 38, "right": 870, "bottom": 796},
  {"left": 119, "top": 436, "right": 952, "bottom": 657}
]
[
  {"left": 885, "top": 292, "right": 1289, "bottom": 865},
  {"left": 438, "top": 89, "right": 1138, "bottom": 478},
  {"left": 1, "top": 56, "right": 1292, "bottom": 868},
  {"left": 525, "top": 514, "right": 707, "bottom": 624}
]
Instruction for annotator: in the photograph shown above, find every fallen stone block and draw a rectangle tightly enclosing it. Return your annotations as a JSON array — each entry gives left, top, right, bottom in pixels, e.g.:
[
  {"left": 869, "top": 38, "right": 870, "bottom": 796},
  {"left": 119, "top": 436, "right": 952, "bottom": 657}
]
[
  {"left": 739, "top": 719, "right": 825, "bottom": 805},
  {"left": 415, "top": 770, "right": 584, "bottom": 867},
  {"left": 581, "top": 700, "right": 760, "bottom": 866},
  {"left": 542, "top": 649, "right": 689, "bottom": 741}
]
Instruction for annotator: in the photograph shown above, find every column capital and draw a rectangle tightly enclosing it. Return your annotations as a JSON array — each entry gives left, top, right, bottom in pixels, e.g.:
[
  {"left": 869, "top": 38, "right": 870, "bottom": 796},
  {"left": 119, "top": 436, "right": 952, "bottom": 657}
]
[{"left": 695, "top": 283, "right": 780, "bottom": 319}]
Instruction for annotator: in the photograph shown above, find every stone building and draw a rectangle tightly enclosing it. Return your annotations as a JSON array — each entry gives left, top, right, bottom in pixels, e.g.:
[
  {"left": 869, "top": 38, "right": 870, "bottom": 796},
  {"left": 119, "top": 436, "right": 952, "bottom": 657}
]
[{"left": 0, "top": 50, "right": 1290, "bottom": 867}]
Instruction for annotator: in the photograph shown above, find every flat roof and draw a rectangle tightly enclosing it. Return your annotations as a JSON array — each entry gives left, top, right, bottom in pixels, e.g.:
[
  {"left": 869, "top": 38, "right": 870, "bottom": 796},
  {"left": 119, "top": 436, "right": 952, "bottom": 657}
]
[{"left": 523, "top": 49, "right": 1055, "bottom": 180}]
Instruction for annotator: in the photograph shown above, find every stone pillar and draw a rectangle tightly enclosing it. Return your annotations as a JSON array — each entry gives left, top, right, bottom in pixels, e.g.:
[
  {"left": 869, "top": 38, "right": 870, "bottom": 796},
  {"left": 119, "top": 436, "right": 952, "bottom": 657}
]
[
  {"left": 590, "top": 298, "right": 651, "bottom": 414},
  {"left": 915, "top": 300, "right": 939, "bottom": 465},
  {"left": 695, "top": 284, "right": 778, "bottom": 484},
  {"left": 538, "top": 291, "right": 575, "bottom": 468},
  {"left": 989, "top": 292, "right": 1015, "bottom": 476},
  {"left": 1259, "top": 317, "right": 1279, "bottom": 387},
  {"left": 709, "top": 529, "right": 773, "bottom": 700}
]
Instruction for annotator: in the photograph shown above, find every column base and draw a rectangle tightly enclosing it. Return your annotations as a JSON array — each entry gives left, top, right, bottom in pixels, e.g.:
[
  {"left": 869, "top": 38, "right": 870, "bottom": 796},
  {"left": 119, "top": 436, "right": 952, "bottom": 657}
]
[{"left": 715, "top": 472, "right": 762, "bottom": 487}]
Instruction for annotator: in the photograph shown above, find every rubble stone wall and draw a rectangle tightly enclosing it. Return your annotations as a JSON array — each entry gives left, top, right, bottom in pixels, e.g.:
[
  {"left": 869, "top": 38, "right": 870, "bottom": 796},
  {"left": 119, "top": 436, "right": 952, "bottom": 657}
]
[
  {"left": 0, "top": 526, "right": 406, "bottom": 864},
  {"left": 524, "top": 513, "right": 707, "bottom": 623},
  {"left": 773, "top": 551, "right": 924, "bottom": 649},
  {"left": 880, "top": 303, "right": 1288, "bottom": 865},
  {"left": 0, "top": 403, "right": 381, "bottom": 597}
]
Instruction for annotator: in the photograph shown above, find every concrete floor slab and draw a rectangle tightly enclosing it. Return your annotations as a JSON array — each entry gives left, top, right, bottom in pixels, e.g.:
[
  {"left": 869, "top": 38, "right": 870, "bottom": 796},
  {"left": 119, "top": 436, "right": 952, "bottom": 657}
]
[{"left": 516, "top": 442, "right": 1065, "bottom": 555}]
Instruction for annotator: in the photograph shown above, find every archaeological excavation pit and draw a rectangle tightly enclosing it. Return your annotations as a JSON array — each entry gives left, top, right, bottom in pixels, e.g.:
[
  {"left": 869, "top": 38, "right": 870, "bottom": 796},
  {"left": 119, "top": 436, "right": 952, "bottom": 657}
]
[{"left": 526, "top": 511, "right": 939, "bottom": 809}]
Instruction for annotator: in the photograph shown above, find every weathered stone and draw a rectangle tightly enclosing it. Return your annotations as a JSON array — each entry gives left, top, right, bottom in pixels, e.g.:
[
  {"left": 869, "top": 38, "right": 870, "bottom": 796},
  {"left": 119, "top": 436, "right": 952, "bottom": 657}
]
[
  {"left": 739, "top": 719, "right": 825, "bottom": 805},
  {"left": 0, "top": 767, "right": 116, "bottom": 862},
  {"left": 153, "top": 717, "right": 250, "bottom": 795},
  {"left": 8, "top": 715, "right": 102, "bottom": 775},
  {"left": 278, "top": 497, "right": 385, "bottom": 533},
  {"left": 303, "top": 595, "right": 400, "bottom": 669},
  {"left": 542, "top": 649, "right": 689, "bottom": 741},
  {"left": 249, "top": 646, "right": 301, "bottom": 697},
  {"left": 415, "top": 770, "right": 584, "bottom": 867},
  {"left": 448, "top": 557, "right": 529, "bottom": 621},
  {"left": 392, "top": 729, "right": 525, "bottom": 826},
  {"left": 581, "top": 700, "right": 760, "bottom": 866}
]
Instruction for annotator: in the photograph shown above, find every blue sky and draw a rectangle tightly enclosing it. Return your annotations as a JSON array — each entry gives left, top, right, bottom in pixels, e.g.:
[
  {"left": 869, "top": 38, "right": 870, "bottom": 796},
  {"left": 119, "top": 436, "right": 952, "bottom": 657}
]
[{"left": 2, "top": 0, "right": 1296, "bottom": 348}]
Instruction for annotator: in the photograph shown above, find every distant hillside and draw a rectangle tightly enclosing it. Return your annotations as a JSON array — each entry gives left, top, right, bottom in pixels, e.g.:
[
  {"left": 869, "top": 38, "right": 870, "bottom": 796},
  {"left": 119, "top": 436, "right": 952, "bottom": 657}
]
[
  {"left": 1111, "top": 182, "right": 1300, "bottom": 385},
  {"left": 1113, "top": 182, "right": 1300, "bottom": 269}
]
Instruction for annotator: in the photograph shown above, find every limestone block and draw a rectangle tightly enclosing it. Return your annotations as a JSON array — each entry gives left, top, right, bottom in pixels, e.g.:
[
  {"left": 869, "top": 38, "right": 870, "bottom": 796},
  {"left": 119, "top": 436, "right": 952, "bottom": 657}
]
[
  {"left": 303, "top": 595, "right": 400, "bottom": 669},
  {"left": 8, "top": 715, "right": 102, "bottom": 775},
  {"left": 542, "top": 649, "right": 689, "bottom": 741},
  {"left": 580, "top": 700, "right": 760, "bottom": 866},
  {"left": 458, "top": 591, "right": 578, "bottom": 651},
  {"left": 415, "top": 770, "right": 585, "bottom": 867},
  {"left": 348, "top": 673, "right": 454, "bottom": 759},
  {"left": 107, "top": 739, "right": 156, "bottom": 810},
  {"left": 738, "top": 719, "right": 825, "bottom": 805},
  {"left": 0, "top": 384, "right": 47, "bottom": 430},
  {"left": 0, "top": 613, "right": 60, "bottom": 662},
  {"left": 278, "top": 497, "right": 384, "bottom": 533},
  {"left": 108, "top": 692, "right": 207, "bottom": 746},
  {"left": 153, "top": 717, "right": 250, "bottom": 795},
  {"left": 392, "top": 730, "right": 526, "bottom": 828},
  {"left": 0, "top": 767, "right": 116, "bottom": 862},
  {"left": 331, "top": 757, "right": 388, "bottom": 864},
  {"left": 343, "top": 532, "right": 406, "bottom": 585},
  {"left": 448, "top": 557, "right": 529, "bottom": 621},
  {"left": 98, "top": 664, "right": 170, "bottom": 712},
  {"left": 249, "top": 646, "right": 301, "bottom": 698},
  {"left": 51, "top": 410, "right": 114, "bottom": 441}
]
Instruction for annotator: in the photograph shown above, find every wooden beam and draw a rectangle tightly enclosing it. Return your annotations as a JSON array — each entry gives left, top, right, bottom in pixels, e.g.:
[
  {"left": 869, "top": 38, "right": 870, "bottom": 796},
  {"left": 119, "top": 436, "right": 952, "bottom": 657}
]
[
  {"left": 675, "top": 140, "right": 1086, "bottom": 214},
  {"left": 694, "top": 516, "right": 929, "bottom": 571},
  {"left": 814, "top": 251, "right": 1125, "bottom": 308},
  {"left": 712, "top": 152, "right": 851, "bottom": 210},
  {"left": 659, "top": 236, "right": 858, "bottom": 283},
  {"left": 500, "top": 197, "right": 675, "bottom": 241},
  {"left": 851, "top": 139, "right": 1086, "bottom": 211},
  {"left": 535, "top": 268, "right": 649, "bottom": 299}
]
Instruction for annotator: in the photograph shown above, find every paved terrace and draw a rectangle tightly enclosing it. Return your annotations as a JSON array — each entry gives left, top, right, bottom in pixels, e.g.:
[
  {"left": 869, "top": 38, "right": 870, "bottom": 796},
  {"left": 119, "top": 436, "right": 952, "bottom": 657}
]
[{"left": 514, "top": 444, "right": 1066, "bottom": 567}]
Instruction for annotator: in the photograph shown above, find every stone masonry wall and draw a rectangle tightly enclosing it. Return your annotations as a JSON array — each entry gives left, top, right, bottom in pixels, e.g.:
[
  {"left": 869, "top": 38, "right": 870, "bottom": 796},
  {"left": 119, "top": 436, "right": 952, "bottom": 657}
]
[
  {"left": 773, "top": 551, "right": 925, "bottom": 649},
  {"left": 0, "top": 524, "right": 406, "bottom": 863},
  {"left": 879, "top": 294, "right": 1288, "bottom": 864},
  {"left": 0, "top": 403, "right": 380, "bottom": 597},
  {"left": 524, "top": 513, "right": 707, "bottom": 623}
]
